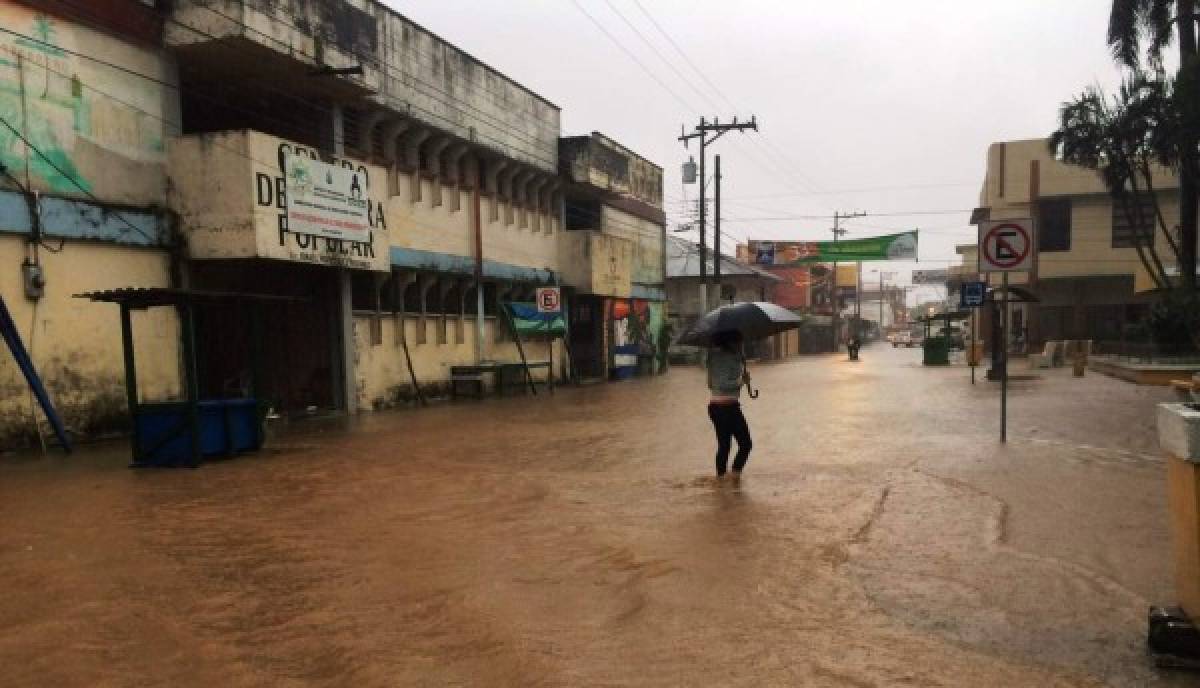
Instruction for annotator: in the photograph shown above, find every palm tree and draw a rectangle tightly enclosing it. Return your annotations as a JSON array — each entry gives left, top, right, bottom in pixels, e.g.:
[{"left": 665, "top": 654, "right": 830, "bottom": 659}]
[
  {"left": 1108, "top": 0, "right": 1199, "bottom": 289},
  {"left": 1050, "top": 74, "right": 1178, "bottom": 290}
]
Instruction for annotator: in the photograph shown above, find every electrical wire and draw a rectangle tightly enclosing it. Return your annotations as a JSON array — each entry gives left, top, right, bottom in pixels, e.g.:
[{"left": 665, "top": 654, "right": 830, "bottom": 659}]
[{"left": 0, "top": 115, "right": 156, "bottom": 244}]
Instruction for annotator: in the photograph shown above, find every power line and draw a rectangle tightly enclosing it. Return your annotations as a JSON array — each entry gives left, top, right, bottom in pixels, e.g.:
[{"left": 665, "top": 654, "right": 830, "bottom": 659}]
[
  {"left": 568, "top": 0, "right": 701, "bottom": 113},
  {"left": 0, "top": 115, "right": 155, "bottom": 244}
]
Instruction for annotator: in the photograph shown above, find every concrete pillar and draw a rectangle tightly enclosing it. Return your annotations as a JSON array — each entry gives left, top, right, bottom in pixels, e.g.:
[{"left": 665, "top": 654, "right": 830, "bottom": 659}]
[
  {"left": 457, "top": 278, "right": 474, "bottom": 344},
  {"left": 443, "top": 143, "right": 470, "bottom": 212},
  {"left": 328, "top": 104, "right": 358, "bottom": 414},
  {"left": 437, "top": 279, "right": 455, "bottom": 345},
  {"left": 359, "top": 109, "right": 389, "bottom": 160},
  {"left": 424, "top": 136, "right": 450, "bottom": 207},
  {"left": 551, "top": 188, "right": 564, "bottom": 233},
  {"left": 495, "top": 282, "right": 515, "bottom": 342},
  {"left": 417, "top": 274, "right": 437, "bottom": 345},
  {"left": 402, "top": 128, "right": 431, "bottom": 203},
  {"left": 511, "top": 169, "right": 533, "bottom": 228},
  {"left": 379, "top": 119, "right": 411, "bottom": 196},
  {"left": 393, "top": 270, "right": 417, "bottom": 347},
  {"left": 528, "top": 177, "right": 550, "bottom": 232},
  {"left": 498, "top": 166, "right": 518, "bottom": 225},
  {"left": 485, "top": 159, "right": 508, "bottom": 222},
  {"left": 539, "top": 180, "right": 560, "bottom": 234}
]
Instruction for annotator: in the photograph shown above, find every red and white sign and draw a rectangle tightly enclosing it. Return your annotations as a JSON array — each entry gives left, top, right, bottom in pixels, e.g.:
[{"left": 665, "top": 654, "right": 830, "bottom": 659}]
[
  {"left": 536, "top": 287, "right": 561, "bottom": 313},
  {"left": 979, "top": 219, "right": 1035, "bottom": 272}
]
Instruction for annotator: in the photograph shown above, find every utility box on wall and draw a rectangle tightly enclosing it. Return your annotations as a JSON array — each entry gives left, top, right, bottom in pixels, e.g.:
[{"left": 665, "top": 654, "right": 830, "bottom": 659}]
[{"left": 22, "top": 260, "right": 44, "bottom": 301}]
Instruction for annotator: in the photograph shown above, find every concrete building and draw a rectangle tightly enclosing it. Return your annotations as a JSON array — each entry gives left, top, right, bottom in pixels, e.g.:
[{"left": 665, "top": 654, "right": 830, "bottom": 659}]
[
  {"left": 665, "top": 236, "right": 800, "bottom": 358},
  {"left": 558, "top": 132, "right": 667, "bottom": 380},
  {"left": 0, "top": 0, "right": 181, "bottom": 445},
  {"left": 973, "top": 138, "right": 1180, "bottom": 350},
  {"left": 0, "top": 0, "right": 658, "bottom": 446}
]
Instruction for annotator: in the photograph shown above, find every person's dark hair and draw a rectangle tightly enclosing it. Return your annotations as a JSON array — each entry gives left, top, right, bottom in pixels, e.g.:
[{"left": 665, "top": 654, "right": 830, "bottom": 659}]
[{"left": 711, "top": 330, "right": 743, "bottom": 351}]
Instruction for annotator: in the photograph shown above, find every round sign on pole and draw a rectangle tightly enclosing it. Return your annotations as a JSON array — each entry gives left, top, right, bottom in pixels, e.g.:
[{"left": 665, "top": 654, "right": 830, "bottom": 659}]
[
  {"left": 536, "top": 287, "right": 561, "bottom": 313},
  {"left": 979, "top": 219, "right": 1035, "bottom": 272}
]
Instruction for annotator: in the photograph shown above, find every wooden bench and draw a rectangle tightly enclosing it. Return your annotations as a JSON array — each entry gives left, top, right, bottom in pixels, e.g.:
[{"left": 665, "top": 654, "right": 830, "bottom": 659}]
[{"left": 450, "top": 369, "right": 488, "bottom": 400}]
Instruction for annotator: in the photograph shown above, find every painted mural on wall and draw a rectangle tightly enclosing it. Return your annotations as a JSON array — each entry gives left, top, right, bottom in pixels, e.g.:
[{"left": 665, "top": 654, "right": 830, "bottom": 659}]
[
  {"left": 0, "top": 6, "right": 167, "bottom": 202},
  {"left": 608, "top": 298, "right": 665, "bottom": 378}
]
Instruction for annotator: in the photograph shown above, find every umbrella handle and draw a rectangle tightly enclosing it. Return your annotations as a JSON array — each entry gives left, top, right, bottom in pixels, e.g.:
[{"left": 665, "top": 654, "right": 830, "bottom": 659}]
[{"left": 740, "top": 353, "right": 759, "bottom": 399}]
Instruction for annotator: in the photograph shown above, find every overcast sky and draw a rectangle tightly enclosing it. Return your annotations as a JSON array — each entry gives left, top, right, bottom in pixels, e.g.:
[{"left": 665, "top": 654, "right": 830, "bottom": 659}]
[{"left": 389, "top": 0, "right": 1125, "bottom": 294}]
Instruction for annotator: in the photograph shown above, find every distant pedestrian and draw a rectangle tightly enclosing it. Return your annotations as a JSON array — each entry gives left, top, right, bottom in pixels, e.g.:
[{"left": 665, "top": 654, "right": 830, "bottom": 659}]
[{"left": 707, "top": 330, "right": 752, "bottom": 484}]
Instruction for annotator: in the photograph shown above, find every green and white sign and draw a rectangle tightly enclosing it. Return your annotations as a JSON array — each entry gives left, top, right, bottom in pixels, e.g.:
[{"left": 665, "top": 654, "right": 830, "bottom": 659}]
[
  {"left": 750, "top": 231, "right": 918, "bottom": 265},
  {"left": 284, "top": 153, "right": 371, "bottom": 242}
]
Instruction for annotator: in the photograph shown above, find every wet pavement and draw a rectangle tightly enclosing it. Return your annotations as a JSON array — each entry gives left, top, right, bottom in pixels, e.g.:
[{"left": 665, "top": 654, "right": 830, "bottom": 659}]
[{"left": 0, "top": 344, "right": 1193, "bottom": 686}]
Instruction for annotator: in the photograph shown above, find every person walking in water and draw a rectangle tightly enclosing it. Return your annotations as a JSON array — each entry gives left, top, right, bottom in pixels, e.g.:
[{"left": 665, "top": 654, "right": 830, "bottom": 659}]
[{"left": 707, "top": 331, "right": 753, "bottom": 484}]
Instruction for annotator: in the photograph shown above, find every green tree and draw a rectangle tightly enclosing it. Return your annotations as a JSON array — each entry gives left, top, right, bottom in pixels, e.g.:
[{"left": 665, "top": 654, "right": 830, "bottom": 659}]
[
  {"left": 1050, "top": 73, "right": 1179, "bottom": 290},
  {"left": 1108, "top": 0, "right": 1200, "bottom": 290}
]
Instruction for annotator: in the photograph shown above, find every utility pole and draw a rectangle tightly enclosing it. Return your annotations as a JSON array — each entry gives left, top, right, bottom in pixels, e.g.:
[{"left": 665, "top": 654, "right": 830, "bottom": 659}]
[
  {"left": 714, "top": 154, "right": 722, "bottom": 302},
  {"left": 830, "top": 210, "right": 866, "bottom": 351},
  {"left": 679, "top": 116, "right": 758, "bottom": 313}
]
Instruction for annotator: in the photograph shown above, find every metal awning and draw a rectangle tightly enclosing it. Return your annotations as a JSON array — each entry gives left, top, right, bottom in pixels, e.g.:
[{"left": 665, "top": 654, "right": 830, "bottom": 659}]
[
  {"left": 75, "top": 287, "right": 305, "bottom": 309},
  {"left": 985, "top": 285, "right": 1039, "bottom": 303}
]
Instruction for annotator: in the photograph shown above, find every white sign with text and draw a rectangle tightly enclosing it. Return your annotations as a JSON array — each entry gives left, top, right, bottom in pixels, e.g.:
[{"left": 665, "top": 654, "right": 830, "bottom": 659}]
[{"left": 284, "top": 154, "right": 371, "bottom": 242}]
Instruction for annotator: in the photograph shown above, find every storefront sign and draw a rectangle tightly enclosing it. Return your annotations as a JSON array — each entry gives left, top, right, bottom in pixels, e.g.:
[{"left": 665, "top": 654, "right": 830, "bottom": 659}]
[
  {"left": 283, "top": 154, "right": 370, "bottom": 242},
  {"left": 174, "top": 131, "right": 389, "bottom": 272},
  {"left": 253, "top": 136, "right": 389, "bottom": 272},
  {"left": 750, "top": 231, "right": 918, "bottom": 265}
]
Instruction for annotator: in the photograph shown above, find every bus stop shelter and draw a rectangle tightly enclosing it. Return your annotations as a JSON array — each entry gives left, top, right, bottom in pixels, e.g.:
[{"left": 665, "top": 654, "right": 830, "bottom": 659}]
[
  {"left": 75, "top": 288, "right": 301, "bottom": 467},
  {"left": 918, "top": 310, "right": 971, "bottom": 365}
]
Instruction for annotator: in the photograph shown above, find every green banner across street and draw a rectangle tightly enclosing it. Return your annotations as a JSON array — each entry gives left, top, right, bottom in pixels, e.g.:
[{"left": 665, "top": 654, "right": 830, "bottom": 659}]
[{"left": 749, "top": 231, "right": 919, "bottom": 265}]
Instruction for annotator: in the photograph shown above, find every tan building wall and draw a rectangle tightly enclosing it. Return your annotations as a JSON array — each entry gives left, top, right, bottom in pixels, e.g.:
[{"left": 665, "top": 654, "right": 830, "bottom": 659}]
[
  {"left": 0, "top": 235, "right": 180, "bottom": 445},
  {"left": 602, "top": 206, "right": 663, "bottom": 288},
  {"left": 979, "top": 138, "right": 1180, "bottom": 282},
  {"left": 0, "top": 1, "right": 179, "bottom": 205},
  {"left": 353, "top": 315, "right": 562, "bottom": 410}
]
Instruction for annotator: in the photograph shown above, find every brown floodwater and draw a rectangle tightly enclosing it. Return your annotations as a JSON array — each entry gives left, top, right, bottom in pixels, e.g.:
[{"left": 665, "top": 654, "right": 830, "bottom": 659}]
[{"left": 0, "top": 345, "right": 1192, "bottom": 686}]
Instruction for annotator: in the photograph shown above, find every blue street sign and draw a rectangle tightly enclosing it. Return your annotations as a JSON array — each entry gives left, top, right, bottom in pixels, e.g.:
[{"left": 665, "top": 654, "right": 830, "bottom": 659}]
[{"left": 961, "top": 281, "right": 986, "bottom": 308}]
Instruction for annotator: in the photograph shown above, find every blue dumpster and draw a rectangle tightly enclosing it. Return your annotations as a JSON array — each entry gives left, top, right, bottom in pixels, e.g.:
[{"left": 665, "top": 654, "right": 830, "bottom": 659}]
[{"left": 135, "top": 398, "right": 261, "bottom": 466}]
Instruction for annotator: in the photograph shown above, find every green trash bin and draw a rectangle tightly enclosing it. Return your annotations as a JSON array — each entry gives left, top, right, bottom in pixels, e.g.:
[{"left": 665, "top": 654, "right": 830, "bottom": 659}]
[{"left": 923, "top": 337, "right": 949, "bottom": 365}]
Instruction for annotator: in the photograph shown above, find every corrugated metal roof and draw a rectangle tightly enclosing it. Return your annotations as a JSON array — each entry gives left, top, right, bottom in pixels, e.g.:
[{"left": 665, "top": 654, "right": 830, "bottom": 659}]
[
  {"left": 665, "top": 236, "right": 782, "bottom": 281},
  {"left": 75, "top": 288, "right": 306, "bottom": 309}
]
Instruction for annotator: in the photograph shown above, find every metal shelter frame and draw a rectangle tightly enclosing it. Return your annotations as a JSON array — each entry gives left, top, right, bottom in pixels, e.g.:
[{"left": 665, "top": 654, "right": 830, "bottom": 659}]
[{"left": 75, "top": 288, "right": 302, "bottom": 467}]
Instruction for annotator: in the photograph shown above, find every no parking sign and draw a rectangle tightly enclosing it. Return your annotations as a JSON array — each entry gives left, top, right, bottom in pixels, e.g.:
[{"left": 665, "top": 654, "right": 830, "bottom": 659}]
[
  {"left": 978, "top": 219, "right": 1035, "bottom": 273},
  {"left": 536, "top": 287, "right": 561, "bottom": 313}
]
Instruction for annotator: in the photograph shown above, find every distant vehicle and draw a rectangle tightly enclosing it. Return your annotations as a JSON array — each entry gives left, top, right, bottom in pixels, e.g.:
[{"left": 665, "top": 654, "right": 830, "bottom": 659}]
[{"left": 890, "top": 330, "right": 922, "bottom": 348}]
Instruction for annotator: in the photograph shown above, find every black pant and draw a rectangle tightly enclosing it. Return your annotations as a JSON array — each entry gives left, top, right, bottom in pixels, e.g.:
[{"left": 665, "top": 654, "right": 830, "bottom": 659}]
[{"left": 708, "top": 402, "right": 752, "bottom": 476}]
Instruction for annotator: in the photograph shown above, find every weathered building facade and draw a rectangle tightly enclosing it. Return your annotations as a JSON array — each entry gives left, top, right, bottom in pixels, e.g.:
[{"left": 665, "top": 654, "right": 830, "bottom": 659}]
[
  {"left": 559, "top": 133, "right": 667, "bottom": 380},
  {"left": 0, "top": 0, "right": 181, "bottom": 445},
  {"left": 0, "top": 0, "right": 663, "bottom": 446},
  {"left": 974, "top": 138, "right": 1180, "bottom": 349}
]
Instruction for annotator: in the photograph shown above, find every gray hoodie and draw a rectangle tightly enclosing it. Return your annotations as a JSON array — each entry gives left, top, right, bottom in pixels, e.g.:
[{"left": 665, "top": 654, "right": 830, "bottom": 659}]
[{"left": 707, "top": 349, "right": 745, "bottom": 398}]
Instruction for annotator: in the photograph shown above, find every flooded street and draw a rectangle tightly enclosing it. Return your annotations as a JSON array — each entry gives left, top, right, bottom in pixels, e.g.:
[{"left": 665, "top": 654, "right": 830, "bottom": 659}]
[{"left": 0, "top": 345, "right": 1192, "bottom": 687}]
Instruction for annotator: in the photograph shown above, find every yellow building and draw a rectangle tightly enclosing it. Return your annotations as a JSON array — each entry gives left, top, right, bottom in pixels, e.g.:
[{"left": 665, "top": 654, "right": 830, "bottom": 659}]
[
  {"left": 0, "top": 0, "right": 659, "bottom": 447},
  {"left": 0, "top": 1, "right": 181, "bottom": 447},
  {"left": 972, "top": 138, "right": 1180, "bottom": 347},
  {"left": 558, "top": 133, "right": 667, "bottom": 380}
]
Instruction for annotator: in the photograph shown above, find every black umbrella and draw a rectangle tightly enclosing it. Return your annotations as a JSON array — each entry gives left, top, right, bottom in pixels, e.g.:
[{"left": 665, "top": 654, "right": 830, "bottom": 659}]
[{"left": 676, "top": 301, "right": 804, "bottom": 347}]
